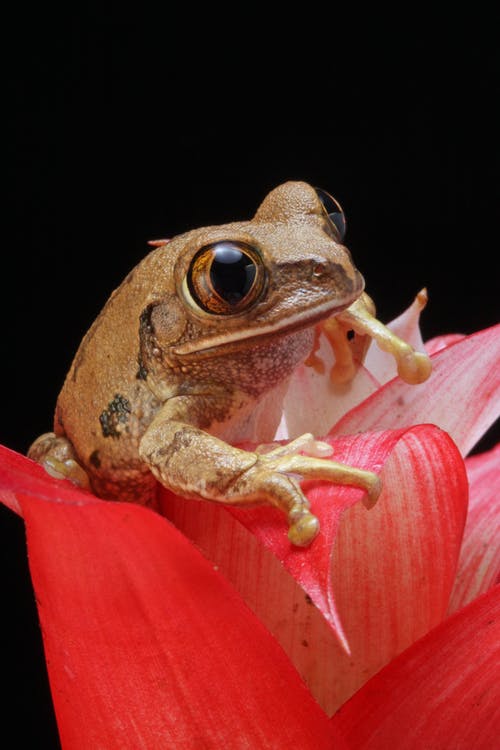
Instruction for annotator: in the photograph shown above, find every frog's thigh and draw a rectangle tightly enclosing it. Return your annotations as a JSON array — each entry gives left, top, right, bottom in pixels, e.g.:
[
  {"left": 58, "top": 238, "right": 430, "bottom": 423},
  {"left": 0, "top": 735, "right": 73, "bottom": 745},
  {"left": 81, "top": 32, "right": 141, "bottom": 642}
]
[
  {"left": 139, "top": 414, "right": 320, "bottom": 545},
  {"left": 28, "top": 432, "right": 91, "bottom": 489}
]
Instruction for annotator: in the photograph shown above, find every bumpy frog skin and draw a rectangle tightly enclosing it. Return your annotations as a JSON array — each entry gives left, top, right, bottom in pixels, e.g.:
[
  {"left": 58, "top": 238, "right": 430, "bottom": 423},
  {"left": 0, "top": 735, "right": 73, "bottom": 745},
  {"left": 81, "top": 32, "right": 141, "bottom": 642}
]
[{"left": 29, "top": 182, "right": 431, "bottom": 545}]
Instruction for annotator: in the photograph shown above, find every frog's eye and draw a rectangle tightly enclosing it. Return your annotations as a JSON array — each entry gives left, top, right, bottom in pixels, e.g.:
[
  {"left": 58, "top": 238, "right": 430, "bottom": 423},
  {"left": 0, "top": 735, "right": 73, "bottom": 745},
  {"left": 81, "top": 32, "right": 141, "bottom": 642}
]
[
  {"left": 315, "top": 187, "right": 347, "bottom": 241},
  {"left": 186, "top": 241, "right": 266, "bottom": 315}
]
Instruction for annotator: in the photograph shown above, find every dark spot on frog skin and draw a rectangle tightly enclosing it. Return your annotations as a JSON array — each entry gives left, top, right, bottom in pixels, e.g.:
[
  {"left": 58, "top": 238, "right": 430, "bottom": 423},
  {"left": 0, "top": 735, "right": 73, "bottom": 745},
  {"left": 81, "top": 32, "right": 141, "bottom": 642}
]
[
  {"left": 56, "top": 408, "right": 64, "bottom": 430},
  {"left": 301, "top": 639, "right": 309, "bottom": 647},
  {"left": 138, "top": 303, "right": 161, "bottom": 374},
  {"left": 136, "top": 354, "right": 148, "bottom": 380},
  {"left": 139, "top": 304, "right": 155, "bottom": 337},
  {"left": 305, "top": 593, "right": 313, "bottom": 605},
  {"left": 89, "top": 449, "right": 101, "bottom": 468},
  {"left": 155, "top": 429, "right": 194, "bottom": 464},
  {"left": 99, "top": 394, "right": 132, "bottom": 438}
]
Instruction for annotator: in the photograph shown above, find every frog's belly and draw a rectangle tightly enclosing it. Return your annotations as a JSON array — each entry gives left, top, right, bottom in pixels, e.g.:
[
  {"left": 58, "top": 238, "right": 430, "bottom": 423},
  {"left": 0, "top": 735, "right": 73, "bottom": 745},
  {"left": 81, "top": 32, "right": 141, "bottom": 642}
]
[
  {"left": 210, "top": 326, "right": 316, "bottom": 445},
  {"left": 213, "top": 379, "right": 290, "bottom": 445}
]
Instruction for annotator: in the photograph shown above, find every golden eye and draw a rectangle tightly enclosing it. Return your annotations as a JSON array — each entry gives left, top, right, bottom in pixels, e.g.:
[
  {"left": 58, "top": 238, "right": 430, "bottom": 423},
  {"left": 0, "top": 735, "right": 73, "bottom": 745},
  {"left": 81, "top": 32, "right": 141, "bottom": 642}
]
[
  {"left": 315, "top": 187, "right": 347, "bottom": 241},
  {"left": 186, "top": 241, "right": 266, "bottom": 315}
]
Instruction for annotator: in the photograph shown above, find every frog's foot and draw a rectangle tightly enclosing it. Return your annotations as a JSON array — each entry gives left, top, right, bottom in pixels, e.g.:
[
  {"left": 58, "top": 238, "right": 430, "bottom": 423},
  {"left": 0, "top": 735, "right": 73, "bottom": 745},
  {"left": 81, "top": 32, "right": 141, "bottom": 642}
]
[
  {"left": 307, "top": 291, "right": 432, "bottom": 386},
  {"left": 305, "top": 294, "right": 376, "bottom": 384},
  {"left": 231, "top": 442, "right": 382, "bottom": 546},
  {"left": 337, "top": 291, "right": 432, "bottom": 384},
  {"left": 28, "top": 432, "right": 91, "bottom": 490}
]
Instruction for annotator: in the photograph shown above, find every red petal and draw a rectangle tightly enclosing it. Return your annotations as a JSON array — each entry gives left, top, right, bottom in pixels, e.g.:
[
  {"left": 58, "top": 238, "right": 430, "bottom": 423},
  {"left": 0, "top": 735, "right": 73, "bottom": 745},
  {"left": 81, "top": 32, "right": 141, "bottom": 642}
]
[
  {"left": 332, "top": 586, "right": 500, "bottom": 750},
  {"left": 0, "top": 443, "right": 92, "bottom": 514},
  {"left": 162, "top": 430, "right": 406, "bottom": 647},
  {"left": 0, "top": 447, "right": 345, "bottom": 749},
  {"left": 333, "top": 324, "right": 500, "bottom": 456},
  {"left": 160, "top": 424, "right": 468, "bottom": 714},
  {"left": 448, "top": 444, "right": 500, "bottom": 613}
]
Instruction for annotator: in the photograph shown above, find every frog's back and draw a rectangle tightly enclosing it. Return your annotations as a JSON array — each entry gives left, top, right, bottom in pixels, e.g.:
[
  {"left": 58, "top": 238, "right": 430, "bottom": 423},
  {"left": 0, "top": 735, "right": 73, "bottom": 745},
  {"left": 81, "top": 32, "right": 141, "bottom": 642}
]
[{"left": 54, "top": 245, "right": 175, "bottom": 499}]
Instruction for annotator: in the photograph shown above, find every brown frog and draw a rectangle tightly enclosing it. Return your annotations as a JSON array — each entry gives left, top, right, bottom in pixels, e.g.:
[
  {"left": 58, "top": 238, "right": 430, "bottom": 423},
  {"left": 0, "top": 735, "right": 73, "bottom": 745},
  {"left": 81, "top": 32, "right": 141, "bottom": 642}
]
[{"left": 29, "top": 182, "right": 431, "bottom": 545}]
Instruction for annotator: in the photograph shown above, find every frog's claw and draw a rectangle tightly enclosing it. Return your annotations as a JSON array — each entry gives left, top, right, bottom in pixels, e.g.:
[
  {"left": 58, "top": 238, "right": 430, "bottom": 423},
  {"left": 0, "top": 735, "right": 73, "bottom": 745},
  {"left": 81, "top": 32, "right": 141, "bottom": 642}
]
[{"left": 28, "top": 432, "right": 91, "bottom": 490}]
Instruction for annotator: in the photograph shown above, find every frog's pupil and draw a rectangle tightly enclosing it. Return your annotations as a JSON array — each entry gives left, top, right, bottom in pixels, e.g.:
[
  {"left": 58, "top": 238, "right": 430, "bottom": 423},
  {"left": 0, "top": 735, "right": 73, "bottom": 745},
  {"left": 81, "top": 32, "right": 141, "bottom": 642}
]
[{"left": 210, "top": 243, "right": 256, "bottom": 304}]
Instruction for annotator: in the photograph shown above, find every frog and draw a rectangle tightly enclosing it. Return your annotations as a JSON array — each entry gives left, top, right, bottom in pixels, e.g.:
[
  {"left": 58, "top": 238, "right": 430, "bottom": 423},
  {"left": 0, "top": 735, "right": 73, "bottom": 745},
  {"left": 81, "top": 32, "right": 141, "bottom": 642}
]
[{"left": 29, "top": 181, "right": 431, "bottom": 546}]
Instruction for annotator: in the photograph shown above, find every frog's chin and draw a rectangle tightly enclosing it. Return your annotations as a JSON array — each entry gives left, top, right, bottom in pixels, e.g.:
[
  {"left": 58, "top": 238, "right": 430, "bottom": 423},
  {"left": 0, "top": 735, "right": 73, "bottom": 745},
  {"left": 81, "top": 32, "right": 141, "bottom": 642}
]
[{"left": 172, "top": 297, "right": 354, "bottom": 358}]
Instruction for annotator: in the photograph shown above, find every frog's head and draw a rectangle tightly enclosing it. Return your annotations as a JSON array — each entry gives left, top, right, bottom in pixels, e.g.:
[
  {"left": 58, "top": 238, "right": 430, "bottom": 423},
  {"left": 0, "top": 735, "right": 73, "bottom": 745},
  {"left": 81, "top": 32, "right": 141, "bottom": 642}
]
[{"left": 166, "top": 182, "right": 364, "bottom": 357}]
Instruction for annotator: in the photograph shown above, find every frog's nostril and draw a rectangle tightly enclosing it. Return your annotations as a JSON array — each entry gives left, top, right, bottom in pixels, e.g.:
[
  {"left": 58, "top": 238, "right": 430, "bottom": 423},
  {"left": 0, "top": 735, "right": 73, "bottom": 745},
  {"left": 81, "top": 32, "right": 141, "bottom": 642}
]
[{"left": 312, "top": 261, "right": 328, "bottom": 279}]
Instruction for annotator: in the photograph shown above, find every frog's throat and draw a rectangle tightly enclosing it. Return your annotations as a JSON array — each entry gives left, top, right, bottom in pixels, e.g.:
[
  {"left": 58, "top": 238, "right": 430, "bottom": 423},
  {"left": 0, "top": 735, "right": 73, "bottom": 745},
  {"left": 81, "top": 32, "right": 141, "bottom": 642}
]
[{"left": 171, "top": 297, "right": 355, "bottom": 357}]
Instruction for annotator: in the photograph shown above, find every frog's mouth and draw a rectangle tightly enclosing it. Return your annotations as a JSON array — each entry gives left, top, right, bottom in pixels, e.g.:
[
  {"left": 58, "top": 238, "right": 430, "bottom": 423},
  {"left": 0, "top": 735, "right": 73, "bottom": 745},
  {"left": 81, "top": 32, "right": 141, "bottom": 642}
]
[{"left": 172, "top": 296, "right": 354, "bottom": 358}]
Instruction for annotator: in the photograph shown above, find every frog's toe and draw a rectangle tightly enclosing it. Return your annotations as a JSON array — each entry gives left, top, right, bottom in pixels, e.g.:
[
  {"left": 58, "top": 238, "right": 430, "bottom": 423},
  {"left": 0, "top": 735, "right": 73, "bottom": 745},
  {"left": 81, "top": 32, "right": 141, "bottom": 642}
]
[
  {"left": 257, "top": 433, "right": 334, "bottom": 459},
  {"left": 28, "top": 432, "right": 91, "bottom": 490},
  {"left": 287, "top": 510, "right": 320, "bottom": 546},
  {"left": 42, "top": 456, "right": 91, "bottom": 489}
]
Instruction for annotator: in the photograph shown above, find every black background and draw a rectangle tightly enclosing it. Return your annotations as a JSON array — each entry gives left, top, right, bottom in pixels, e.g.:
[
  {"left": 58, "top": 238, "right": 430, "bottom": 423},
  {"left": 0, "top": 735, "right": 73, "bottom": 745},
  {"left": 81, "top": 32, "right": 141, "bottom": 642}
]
[{"left": 2, "top": 8, "right": 498, "bottom": 748}]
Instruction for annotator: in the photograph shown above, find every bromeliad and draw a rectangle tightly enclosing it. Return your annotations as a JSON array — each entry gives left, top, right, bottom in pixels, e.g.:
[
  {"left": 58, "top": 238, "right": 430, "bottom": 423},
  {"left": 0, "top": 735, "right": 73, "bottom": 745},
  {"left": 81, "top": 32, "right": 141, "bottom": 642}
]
[
  {"left": 1, "top": 319, "right": 498, "bottom": 748},
  {"left": 2, "top": 184, "right": 499, "bottom": 748}
]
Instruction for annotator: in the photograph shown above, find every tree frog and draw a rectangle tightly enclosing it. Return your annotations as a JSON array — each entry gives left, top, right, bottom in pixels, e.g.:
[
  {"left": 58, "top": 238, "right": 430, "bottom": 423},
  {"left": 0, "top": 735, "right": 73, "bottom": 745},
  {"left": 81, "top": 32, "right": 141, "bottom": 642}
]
[{"left": 29, "top": 182, "right": 431, "bottom": 545}]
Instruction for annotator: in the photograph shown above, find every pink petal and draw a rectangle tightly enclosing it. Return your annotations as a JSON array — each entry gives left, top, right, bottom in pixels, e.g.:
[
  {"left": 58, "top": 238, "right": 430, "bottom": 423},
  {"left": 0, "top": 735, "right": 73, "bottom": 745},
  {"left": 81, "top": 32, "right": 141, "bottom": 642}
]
[
  {"left": 332, "top": 586, "right": 500, "bottom": 750},
  {"left": 333, "top": 324, "right": 500, "bottom": 456},
  {"left": 0, "top": 448, "right": 345, "bottom": 749},
  {"left": 364, "top": 290, "right": 428, "bottom": 384},
  {"left": 425, "top": 332, "right": 466, "bottom": 355},
  {"left": 160, "top": 424, "right": 468, "bottom": 714},
  {"left": 448, "top": 444, "right": 500, "bottom": 614}
]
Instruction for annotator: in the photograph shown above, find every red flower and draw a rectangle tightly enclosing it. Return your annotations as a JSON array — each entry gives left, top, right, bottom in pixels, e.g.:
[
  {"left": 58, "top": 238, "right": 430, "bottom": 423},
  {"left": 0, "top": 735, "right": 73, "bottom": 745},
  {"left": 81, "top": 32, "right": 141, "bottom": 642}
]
[{"left": 1, "top": 313, "right": 499, "bottom": 748}]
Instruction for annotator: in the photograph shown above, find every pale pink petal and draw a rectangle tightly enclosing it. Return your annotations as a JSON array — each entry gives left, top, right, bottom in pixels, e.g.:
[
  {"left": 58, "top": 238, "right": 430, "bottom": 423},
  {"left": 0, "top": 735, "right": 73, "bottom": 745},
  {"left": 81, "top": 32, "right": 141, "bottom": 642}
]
[
  {"left": 332, "top": 586, "right": 500, "bottom": 750},
  {"left": 333, "top": 324, "right": 500, "bottom": 456},
  {"left": 280, "top": 332, "right": 379, "bottom": 439},
  {"left": 364, "top": 290, "right": 428, "bottom": 384},
  {"left": 160, "top": 424, "right": 467, "bottom": 714},
  {"left": 448, "top": 444, "right": 500, "bottom": 614}
]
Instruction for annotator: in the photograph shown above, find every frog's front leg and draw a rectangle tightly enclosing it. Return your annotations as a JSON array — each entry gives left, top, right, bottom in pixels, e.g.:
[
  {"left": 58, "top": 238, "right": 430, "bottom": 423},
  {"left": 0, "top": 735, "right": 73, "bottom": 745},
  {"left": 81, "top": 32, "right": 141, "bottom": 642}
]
[
  {"left": 306, "top": 291, "right": 432, "bottom": 386},
  {"left": 338, "top": 291, "right": 432, "bottom": 384},
  {"left": 139, "top": 399, "right": 381, "bottom": 546}
]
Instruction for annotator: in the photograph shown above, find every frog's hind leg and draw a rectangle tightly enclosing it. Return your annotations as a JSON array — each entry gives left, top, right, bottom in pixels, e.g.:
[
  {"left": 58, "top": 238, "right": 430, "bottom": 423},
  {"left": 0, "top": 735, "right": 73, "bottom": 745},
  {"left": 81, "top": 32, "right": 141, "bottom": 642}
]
[{"left": 28, "top": 432, "right": 91, "bottom": 490}]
